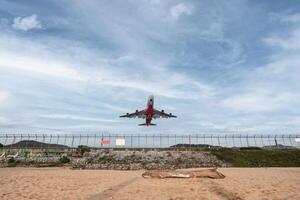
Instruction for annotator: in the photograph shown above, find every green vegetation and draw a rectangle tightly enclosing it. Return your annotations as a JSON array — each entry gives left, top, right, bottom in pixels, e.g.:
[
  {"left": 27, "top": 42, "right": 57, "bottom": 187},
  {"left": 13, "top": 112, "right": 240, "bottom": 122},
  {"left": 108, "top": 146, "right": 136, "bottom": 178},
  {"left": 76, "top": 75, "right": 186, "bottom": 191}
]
[
  {"left": 211, "top": 148, "right": 300, "bottom": 167},
  {"left": 7, "top": 157, "right": 15, "bottom": 164},
  {"left": 58, "top": 155, "right": 70, "bottom": 164},
  {"left": 7, "top": 158, "right": 18, "bottom": 167},
  {"left": 97, "top": 154, "right": 143, "bottom": 164},
  {"left": 77, "top": 145, "right": 91, "bottom": 156},
  {"left": 98, "top": 155, "right": 117, "bottom": 163}
]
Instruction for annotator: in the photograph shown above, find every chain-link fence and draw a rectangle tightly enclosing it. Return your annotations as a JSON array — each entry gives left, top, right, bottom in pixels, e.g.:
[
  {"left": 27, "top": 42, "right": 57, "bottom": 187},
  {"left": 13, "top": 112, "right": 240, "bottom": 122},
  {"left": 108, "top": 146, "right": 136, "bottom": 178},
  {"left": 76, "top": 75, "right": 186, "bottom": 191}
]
[{"left": 1, "top": 132, "right": 300, "bottom": 149}]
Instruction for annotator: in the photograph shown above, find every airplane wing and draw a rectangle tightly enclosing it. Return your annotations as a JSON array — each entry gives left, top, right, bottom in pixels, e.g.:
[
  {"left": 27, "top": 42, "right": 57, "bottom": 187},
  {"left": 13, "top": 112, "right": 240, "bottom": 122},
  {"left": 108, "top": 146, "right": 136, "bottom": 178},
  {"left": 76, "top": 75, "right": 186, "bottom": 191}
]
[
  {"left": 153, "top": 109, "right": 177, "bottom": 119},
  {"left": 120, "top": 109, "right": 146, "bottom": 118}
]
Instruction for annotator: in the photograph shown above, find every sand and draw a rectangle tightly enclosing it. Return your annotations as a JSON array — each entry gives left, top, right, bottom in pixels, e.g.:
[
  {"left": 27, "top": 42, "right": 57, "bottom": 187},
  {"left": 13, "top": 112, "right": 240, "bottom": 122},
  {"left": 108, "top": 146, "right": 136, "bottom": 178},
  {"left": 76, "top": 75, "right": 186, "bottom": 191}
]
[{"left": 0, "top": 167, "right": 299, "bottom": 200}]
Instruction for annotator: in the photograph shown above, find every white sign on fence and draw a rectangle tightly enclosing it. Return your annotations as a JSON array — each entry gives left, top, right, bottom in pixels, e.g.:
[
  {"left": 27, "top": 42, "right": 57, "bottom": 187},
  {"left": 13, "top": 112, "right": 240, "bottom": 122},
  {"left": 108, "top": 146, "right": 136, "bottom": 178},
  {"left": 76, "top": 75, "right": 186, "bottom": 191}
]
[
  {"left": 295, "top": 138, "right": 300, "bottom": 143},
  {"left": 116, "top": 138, "right": 125, "bottom": 146}
]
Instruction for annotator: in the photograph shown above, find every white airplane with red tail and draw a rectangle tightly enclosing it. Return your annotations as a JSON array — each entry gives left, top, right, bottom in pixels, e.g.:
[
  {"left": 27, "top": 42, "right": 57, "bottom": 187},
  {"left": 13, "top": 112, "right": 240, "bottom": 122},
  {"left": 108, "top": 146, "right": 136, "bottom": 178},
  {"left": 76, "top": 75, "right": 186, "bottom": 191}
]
[{"left": 120, "top": 95, "right": 177, "bottom": 126}]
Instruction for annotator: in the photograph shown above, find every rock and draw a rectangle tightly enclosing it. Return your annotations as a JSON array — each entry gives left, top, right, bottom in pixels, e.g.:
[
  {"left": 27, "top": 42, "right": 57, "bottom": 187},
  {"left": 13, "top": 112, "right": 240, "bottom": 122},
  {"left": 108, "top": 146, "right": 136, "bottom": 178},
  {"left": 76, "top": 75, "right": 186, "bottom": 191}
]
[{"left": 142, "top": 168, "right": 226, "bottom": 179}]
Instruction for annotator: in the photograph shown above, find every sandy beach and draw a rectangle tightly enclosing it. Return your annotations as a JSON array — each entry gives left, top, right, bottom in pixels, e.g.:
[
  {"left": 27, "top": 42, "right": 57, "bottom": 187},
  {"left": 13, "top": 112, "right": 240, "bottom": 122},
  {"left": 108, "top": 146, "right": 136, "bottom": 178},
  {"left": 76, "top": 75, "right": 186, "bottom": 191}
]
[{"left": 0, "top": 167, "right": 299, "bottom": 200}]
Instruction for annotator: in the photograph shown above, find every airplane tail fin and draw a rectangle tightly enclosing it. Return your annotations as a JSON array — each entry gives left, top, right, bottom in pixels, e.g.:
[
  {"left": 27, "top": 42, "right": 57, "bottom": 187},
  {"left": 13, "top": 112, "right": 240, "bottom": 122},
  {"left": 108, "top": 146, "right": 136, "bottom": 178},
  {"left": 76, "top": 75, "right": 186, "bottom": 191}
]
[{"left": 139, "top": 123, "right": 156, "bottom": 126}]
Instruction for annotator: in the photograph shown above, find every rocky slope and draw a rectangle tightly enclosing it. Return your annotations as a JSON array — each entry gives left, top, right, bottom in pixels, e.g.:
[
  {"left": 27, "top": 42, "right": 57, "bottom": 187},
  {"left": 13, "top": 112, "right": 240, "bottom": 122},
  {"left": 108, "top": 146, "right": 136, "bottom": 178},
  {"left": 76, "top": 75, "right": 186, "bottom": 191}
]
[{"left": 71, "top": 149, "right": 225, "bottom": 170}]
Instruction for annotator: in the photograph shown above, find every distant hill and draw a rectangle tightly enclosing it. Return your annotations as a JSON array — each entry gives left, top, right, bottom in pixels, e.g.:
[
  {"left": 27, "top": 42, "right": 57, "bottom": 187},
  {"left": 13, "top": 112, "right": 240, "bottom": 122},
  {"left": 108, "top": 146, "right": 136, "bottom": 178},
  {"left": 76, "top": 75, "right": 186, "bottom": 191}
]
[{"left": 5, "top": 140, "right": 69, "bottom": 149}]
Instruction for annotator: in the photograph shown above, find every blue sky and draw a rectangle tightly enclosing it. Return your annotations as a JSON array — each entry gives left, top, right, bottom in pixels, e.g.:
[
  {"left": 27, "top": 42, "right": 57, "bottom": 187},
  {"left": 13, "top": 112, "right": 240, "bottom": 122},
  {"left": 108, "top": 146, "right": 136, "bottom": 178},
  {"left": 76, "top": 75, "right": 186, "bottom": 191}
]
[{"left": 0, "top": 0, "right": 300, "bottom": 132}]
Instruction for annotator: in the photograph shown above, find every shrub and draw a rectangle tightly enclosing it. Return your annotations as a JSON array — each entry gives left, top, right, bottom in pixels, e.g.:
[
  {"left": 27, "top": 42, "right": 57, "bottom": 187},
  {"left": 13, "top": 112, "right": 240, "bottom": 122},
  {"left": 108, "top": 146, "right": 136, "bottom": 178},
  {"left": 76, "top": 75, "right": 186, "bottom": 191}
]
[
  {"left": 77, "top": 145, "right": 91, "bottom": 156},
  {"left": 212, "top": 148, "right": 300, "bottom": 167},
  {"left": 59, "top": 156, "right": 70, "bottom": 164},
  {"left": 98, "top": 155, "right": 115, "bottom": 163},
  {"left": 7, "top": 158, "right": 17, "bottom": 167}
]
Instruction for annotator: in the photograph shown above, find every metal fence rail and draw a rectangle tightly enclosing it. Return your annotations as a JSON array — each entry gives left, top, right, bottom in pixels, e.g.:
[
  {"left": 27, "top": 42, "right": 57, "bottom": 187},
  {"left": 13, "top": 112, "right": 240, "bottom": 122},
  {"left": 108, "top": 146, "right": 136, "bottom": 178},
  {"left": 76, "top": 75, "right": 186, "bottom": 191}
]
[{"left": 1, "top": 133, "right": 300, "bottom": 149}]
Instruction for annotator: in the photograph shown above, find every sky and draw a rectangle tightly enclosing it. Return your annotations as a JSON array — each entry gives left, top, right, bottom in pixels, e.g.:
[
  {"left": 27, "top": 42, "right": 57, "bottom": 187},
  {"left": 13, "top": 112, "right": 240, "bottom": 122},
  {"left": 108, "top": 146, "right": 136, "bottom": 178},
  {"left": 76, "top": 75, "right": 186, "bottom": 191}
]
[{"left": 0, "top": 0, "right": 300, "bottom": 133}]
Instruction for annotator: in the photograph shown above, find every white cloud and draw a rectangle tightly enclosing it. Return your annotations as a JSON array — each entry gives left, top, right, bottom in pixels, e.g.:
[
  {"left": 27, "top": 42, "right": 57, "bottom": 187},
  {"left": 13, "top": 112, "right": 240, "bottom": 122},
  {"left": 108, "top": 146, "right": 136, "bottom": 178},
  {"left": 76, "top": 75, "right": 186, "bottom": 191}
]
[
  {"left": 221, "top": 92, "right": 297, "bottom": 113},
  {"left": 264, "top": 28, "right": 300, "bottom": 50},
  {"left": 170, "top": 3, "right": 192, "bottom": 20},
  {"left": 0, "top": 31, "right": 214, "bottom": 100},
  {"left": 12, "top": 15, "right": 42, "bottom": 31},
  {"left": 0, "top": 90, "right": 9, "bottom": 103},
  {"left": 220, "top": 21, "right": 300, "bottom": 116},
  {"left": 0, "top": 52, "right": 88, "bottom": 81},
  {"left": 39, "top": 114, "right": 119, "bottom": 123},
  {"left": 280, "top": 13, "right": 300, "bottom": 23}
]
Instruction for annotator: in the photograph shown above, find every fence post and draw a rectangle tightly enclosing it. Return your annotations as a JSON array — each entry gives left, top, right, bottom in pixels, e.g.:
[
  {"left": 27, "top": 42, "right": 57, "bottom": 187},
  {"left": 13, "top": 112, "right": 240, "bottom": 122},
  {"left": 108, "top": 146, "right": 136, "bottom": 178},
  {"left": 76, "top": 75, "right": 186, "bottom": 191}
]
[
  {"left": 189, "top": 135, "right": 191, "bottom": 150},
  {"left": 86, "top": 134, "right": 89, "bottom": 146},
  {"left": 160, "top": 134, "right": 162, "bottom": 148},
  {"left": 152, "top": 134, "right": 155, "bottom": 148},
  {"left": 13, "top": 134, "right": 16, "bottom": 147},
  {"left": 289, "top": 135, "right": 293, "bottom": 146},
  {"left": 108, "top": 134, "right": 111, "bottom": 148},
  {"left": 94, "top": 134, "right": 96, "bottom": 148},
  {"left": 267, "top": 135, "right": 271, "bottom": 146},
  {"left": 64, "top": 135, "right": 67, "bottom": 146},
  {"left": 79, "top": 134, "right": 81, "bottom": 146},
  {"left": 49, "top": 134, "right": 52, "bottom": 149},
  {"left": 57, "top": 135, "right": 60, "bottom": 148},
  {"left": 246, "top": 135, "right": 249, "bottom": 147},
  {"left": 175, "top": 134, "right": 177, "bottom": 146},
  {"left": 18, "top": 134, "right": 21, "bottom": 150},
  {"left": 281, "top": 135, "right": 285, "bottom": 146},
  {"left": 71, "top": 135, "right": 74, "bottom": 148},
  {"left": 25, "top": 133, "right": 30, "bottom": 149},
  {"left": 4, "top": 134, "right": 8, "bottom": 146},
  {"left": 239, "top": 134, "right": 243, "bottom": 147},
  {"left": 101, "top": 133, "right": 104, "bottom": 148}
]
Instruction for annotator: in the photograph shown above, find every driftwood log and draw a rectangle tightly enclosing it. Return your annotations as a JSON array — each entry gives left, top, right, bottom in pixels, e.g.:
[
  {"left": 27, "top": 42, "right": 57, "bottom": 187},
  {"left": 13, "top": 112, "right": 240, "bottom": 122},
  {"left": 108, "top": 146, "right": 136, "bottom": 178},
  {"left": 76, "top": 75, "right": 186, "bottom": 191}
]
[{"left": 142, "top": 168, "right": 225, "bottom": 179}]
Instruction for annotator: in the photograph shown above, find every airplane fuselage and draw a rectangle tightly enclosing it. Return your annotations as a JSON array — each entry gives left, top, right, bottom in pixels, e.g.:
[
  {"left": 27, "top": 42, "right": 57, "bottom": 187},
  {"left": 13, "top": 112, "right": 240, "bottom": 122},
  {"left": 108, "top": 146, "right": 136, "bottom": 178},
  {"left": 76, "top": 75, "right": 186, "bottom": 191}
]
[{"left": 145, "top": 95, "right": 154, "bottom": 126}]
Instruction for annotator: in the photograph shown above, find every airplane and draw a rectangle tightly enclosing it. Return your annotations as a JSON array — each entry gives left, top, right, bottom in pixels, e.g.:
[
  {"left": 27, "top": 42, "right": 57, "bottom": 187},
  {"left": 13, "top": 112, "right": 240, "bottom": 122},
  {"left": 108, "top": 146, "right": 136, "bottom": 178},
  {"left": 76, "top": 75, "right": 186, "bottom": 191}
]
[{"left": 120, "top": 95, "right": 177, "bottom": 126}]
